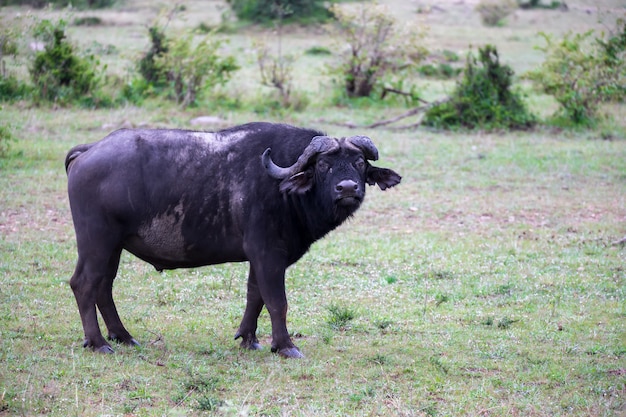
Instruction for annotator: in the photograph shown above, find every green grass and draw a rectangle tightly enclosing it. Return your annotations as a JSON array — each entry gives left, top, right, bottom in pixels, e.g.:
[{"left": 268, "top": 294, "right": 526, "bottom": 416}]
[
  {"left": 1, "top": 105, "right": 624, "bottom": 416},
  {"left": 1, "top": 0, "right": 626, "bottom": 416}
]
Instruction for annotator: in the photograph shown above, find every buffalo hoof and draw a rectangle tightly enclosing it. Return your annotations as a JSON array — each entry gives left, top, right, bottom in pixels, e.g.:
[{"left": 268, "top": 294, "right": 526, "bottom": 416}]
[
  {"left": 95, "top": 345, "right": 115, "bottom": 354},
  {"left": 234, "top": 331, "right": 262, "bottom": 351},
  {"left": 109, "top": 334, "right": 140, "bottom": 347},
  {"left": 83, "top": 338, "right": 115, "bottom": 353},
  {"left": 272, "top": 346, "right": 305, "bottom": 359},
  {"left": 126, "top": 338, "right": 141, "bottom": 347},
  {"left": 243, "top": 341, "right": 263, "bottom": 351}
]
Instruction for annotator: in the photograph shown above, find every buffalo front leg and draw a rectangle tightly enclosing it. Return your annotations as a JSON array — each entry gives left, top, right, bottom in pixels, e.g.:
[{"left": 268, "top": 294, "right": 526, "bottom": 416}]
[
  {"left": 253, "top": 259, "right": 303, "bottom": 359},
  {"left": 234, "top": 265, "right": 263, "bottom": 351}
]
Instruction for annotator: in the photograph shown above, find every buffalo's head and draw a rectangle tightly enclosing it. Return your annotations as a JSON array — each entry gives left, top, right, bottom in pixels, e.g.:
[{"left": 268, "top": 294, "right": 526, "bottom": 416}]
[{"left": 262, "top": 135, "right": 401, "bottom": 220}]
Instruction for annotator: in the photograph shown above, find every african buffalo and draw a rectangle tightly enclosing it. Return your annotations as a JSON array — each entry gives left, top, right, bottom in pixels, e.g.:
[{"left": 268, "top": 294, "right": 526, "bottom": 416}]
[{"left": 65, "top": 122, "right": 401, "bottom": 358}]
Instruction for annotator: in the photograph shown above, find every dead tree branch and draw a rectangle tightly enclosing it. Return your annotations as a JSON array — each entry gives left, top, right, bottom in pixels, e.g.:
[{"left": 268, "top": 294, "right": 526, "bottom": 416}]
[
  {"left": 611, "top": 236, "right": 626, "bottom": 246},
  {"left": 319, "top": 97, "right": 450, "bottom": 130}
]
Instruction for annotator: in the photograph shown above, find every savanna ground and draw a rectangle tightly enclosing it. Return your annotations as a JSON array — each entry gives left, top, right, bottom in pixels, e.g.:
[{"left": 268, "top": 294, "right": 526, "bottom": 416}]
[{"left": 0, "top": 0, "right": 625, "bottom": 416}]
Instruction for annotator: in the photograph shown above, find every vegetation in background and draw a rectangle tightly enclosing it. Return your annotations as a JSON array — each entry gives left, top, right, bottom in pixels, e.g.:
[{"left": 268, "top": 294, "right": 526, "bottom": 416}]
[
  {"left": 255, "top": 39, "right": 308, "bottom": 111},
  {"left": 253, "top": 3, "right": 308, "bottom": 112},
  {"left": 154, "top": 31, "right": 238, "bottom": 107},
  {"left": 0, "top": 0, "right": 116, "bottom": 8},
  {"left": 137, "top": 26, "right": 169, "bottom": 89},
  {"left": 29, "top": 19, "right": 103, "bottom": 105},
  {"left": 526, "top": 18, "right": 626, "bottom": 125},
  {"left": 424, "top": 44, "right": 536, "bottom": 130},
  {"left": 72, "top": 16, "right": 104, "bottom": 26},
  {"left": 0, "top": 26, "right": 30, "bottom": 101},
  {"left": 476, "top": 0, "right": 518, "bottom": 27},
  {"left": 517, "top": 0, "right": 565, "bottom": 9},
  {"left": 595, "top": 17, "right": 626, "bottom": 102},
  {"left": 130, "top": 22, "right": 238, "bottom": 108},
  {"left": 418, "top": 50, "right": 462, "bottom": 80},
  {"left": 305, "top": 45, "right": 332, "bottom": 56},
  {"left": 0, "top": 1, "right": 625, "bottom": 415},
  {"left": 0, "top": 122, "right": 15, "bottom": 157},
  {"left": 0, "top": 27, "right": 18, "bottom": 74},
  {"left": 328, "top": 3, "right": 427, "bottom": 101},
  {"left": 226, "top": 0, "right": 332, "bottom": 24}
]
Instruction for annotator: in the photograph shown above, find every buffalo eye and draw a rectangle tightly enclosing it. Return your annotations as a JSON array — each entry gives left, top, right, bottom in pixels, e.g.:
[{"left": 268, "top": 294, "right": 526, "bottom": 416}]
[
  {"left": 354, "top": 157, "right": 366, "bottom": 171},
  {"left": 317, "top": 159, "right": 330, "bottom": 173}
]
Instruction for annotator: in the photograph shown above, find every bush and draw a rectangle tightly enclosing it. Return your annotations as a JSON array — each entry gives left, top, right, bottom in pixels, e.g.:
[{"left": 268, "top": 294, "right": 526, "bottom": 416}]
[
  {"left": 254, "top": 34, "right": 309, "bottom": 111},
  {"left": 29, "top": 19, "right": 102, "bottom": 105},
  {"left": 329, "top": 3, "right": 427, "bottom": 99},
  {"left": 424, "top": 44, "right": 535, "bottom": 130},
  {"left": 72, "top": 16, "right": 104, "bottom": 26},
  {"left": 226, "top": 0, "right": 332, "bottom": 24},
  {"left": 418, "top": 63, "right": 461, "bottom": 79},
  {"left": 476, "top": 0, "right": 518, "bottom": 27},
  {"left": 526, "top": 19, "right": 625, "bottom": 125},
  {"left": 0, "top": 122, "right": 15, "bottom": 158},
  {"left": 305, "top": 46, "right": 331, "bottom": 56},
  {"left": 517, "top": 0, "right": 564, "bottom": 9},
  {"left": 1, "top": 26, "right": 30, "bottom": 101},
  {"left": 0, "top": 76, "right": 31, "bottom": 101},
  {"left": 138, "top": 26, "right": 169, "bottom": 88},
  {"left": 151, "top": 30, "right": 239, "bottom": 107},
  {"left": 596, "top": 17, "right": 626, "bottom": 102}
]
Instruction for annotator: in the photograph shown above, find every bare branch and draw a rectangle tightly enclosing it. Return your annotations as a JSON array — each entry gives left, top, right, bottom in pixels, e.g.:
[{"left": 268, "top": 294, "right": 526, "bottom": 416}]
[
  {"left": 611, "top": 236, "right": 626, "bottom": 246},
  {"left": 319, "top": 98, "right": 450, "bottom": 130}
]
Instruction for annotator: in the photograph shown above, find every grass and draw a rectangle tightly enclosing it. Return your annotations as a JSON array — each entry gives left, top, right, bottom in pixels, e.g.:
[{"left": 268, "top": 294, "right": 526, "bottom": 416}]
[
  {"left": 1, "top": 0, "right": 626, "bottom": 416},
  {"left": 1, "top": 107, "right": 624, "bottom": 416}
]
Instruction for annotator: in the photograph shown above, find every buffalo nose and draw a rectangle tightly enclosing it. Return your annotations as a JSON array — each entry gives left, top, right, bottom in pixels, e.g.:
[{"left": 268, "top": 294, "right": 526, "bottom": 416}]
[{"left": 336, "top": 179, "right": 358, "bottom": 193}]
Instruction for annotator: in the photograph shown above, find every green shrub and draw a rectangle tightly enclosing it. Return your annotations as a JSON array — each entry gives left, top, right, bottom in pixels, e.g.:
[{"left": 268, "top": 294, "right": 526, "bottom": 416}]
[
  {"left": 526, "top": 20, "right": 625, "bottom": 125},
  {"left": 154, "top": 31, "right": 239, "bottom": 107},
  {"left": 329, "top": 3, "right": 427, "bottom": 99},
  {"left": 254, "top": 36, "right": 310, "bottom": 111},
  {"left": 0, "top": 76, "right": 31, "bottom": 101},
  {"left": 120, "top": 77, "right": 151, "bottom": 105},
  {"left": 442, "top": 49, "right": 461, "bottom": 62},
  {"left": 424, "top": 44, "right": 535, "bottom": 130},
  {"left": 305, "top": 45, "right": 331, "bottom": 56},
  {"left": 29, "top": 19, "right": 102, "bottom": 105},
  {"left": 418, "top": 63, "right": 461, "bottom": 79},
  {"left": 517, "top": 0, "right": 563, "bottom": 9},
  {"left": 418, "top": 50, "right": 462, "bottom": 79},
  {"left": 476, "top": 0, "right": 518, "bottom": 27},
  {"left": 226, "top": 0, "right": 332, "bottom": 24},
  {"left": 0, "top": 122, "right": 15, "bottom": 158},
  {"left": 596, "top": 17, "right": 626, "bottom": 102},
  {"left": 72, "top": 16, "right": 104, "bottom": 26},
  {"left": 138, "top": 26, "right": 169, "bottom": 88},
  {"left": 1, "top": 26, "right": 30, "bottom": 101}
]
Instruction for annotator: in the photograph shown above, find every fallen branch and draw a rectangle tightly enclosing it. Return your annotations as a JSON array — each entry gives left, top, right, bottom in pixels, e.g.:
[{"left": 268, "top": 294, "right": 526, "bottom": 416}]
[
  {"left": 611, "top": 236, "right": 626, "bottom": 246},
  {"left": 380, "top": 87, "right": 429, "bottom": 104},
  {"left": 319, "top": 97, "right": 450, "bottom": 130}
]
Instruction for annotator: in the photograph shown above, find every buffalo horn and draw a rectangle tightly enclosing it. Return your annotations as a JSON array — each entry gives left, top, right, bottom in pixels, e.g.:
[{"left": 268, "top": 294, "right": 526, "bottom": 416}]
[
  {"left": 263, "top": 136, "right": 338, "bottom": 179},
  {"left": 346, "top": 135, "right": 379, "bottom": 161},
  {"left": 262, "top": 149, "right": 291, "bottom": 179}
]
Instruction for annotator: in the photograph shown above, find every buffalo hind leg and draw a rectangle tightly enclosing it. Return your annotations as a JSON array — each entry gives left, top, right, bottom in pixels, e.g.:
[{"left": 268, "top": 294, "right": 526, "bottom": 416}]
[
  {"left": 96, "top": 272, "right": 139, "bottom": 347},
  {"left": 70, "top": 256, "right": 116, "bottom": 353},
  {"left": 234, "top": 266, "right": 263, "bottom": 351}
]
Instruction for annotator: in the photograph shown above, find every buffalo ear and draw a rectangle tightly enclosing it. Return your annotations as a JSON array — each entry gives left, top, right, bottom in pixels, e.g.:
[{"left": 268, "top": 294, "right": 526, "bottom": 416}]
[
  {"left": 279, "top": 169, "right": 314, "bottom": 194},
  {"left": 366, "top": 166, "right": 402, "bottom": 190}
]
